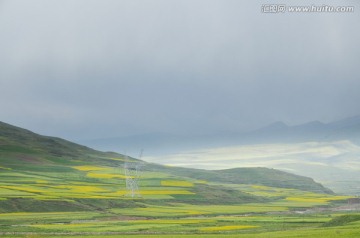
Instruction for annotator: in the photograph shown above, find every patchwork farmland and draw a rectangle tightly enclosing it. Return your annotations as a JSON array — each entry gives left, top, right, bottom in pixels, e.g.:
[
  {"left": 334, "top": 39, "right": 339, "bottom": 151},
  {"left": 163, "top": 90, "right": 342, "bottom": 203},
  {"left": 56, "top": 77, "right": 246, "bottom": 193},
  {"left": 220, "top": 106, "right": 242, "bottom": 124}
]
[{"left": 1, "top": 121, "right": 360, "bottom": 237}]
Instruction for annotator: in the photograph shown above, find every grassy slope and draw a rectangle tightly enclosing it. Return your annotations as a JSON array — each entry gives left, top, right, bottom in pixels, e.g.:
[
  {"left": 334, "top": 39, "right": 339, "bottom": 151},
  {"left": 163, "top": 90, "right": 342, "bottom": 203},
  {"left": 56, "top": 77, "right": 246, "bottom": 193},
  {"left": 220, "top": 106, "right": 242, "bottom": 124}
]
[
  {"left": 0, "top": 121, "right": 332, "bottom": 192},
  {"left": 0, "top": 121, "right": 273, "bottom": 211},
  {"left": 154, "top": 165, "right": 333, "bottom": 194},
  {"left": 1, "top": 121, "right": 358, "bottom": 236},
  {"left": 0, "top": 120, "right": 341, "bottom": 213}
]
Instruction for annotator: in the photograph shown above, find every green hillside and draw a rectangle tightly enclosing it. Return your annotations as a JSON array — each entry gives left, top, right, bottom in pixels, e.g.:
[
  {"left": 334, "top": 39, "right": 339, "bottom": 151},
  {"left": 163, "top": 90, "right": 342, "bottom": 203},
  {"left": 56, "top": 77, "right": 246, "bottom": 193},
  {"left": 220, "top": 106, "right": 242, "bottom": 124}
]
[
  {"left": 0, "top": 121, "right": 267, "bottom": 211},
  {"left": 0, "top": 121, "right": 332, "bottom": 197},
  {"left": 0, "top": 121, "right": 111, "bottom": 161},
  {"left": 0, "top": 121, "right": 355, "bottom": 236},
  {"left": 155, "top": 166, "right": 333, "bottom": 194}
]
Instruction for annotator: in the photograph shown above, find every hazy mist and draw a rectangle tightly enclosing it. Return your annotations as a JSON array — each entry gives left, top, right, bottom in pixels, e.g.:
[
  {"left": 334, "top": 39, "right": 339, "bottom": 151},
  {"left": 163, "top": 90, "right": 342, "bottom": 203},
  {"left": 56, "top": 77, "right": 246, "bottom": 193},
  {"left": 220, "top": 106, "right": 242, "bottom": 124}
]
[{"left": 1, "top": 0, "right": 359, "bottom": 140}]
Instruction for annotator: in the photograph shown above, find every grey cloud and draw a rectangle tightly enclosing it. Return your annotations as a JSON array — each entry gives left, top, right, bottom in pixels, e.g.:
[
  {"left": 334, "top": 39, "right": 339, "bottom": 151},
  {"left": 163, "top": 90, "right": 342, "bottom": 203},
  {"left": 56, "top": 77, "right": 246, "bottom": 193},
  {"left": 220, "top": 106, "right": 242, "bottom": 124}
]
[{"left": 0, "top": 0, "right": 359, "bottom": 140}]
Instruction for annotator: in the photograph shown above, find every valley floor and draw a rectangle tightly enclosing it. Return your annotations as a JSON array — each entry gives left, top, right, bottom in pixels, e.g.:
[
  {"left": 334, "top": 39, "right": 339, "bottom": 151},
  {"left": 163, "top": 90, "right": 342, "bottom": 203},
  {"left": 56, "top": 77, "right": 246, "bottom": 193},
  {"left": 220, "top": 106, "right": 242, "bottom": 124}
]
[
  {"left": 1, "top": 224, "right": 360, "bottom": 238},
  {"left": 1, "top": 208, "right": 360, "bottom": 237}
]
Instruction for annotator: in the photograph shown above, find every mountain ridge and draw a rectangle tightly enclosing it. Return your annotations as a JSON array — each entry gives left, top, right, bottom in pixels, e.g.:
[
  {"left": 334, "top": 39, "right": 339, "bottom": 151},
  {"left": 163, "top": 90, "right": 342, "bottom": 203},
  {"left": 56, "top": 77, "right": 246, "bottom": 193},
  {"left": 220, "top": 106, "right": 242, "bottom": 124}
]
[{"left": 78, "top": 115, "right": 360, "bottom": 156}]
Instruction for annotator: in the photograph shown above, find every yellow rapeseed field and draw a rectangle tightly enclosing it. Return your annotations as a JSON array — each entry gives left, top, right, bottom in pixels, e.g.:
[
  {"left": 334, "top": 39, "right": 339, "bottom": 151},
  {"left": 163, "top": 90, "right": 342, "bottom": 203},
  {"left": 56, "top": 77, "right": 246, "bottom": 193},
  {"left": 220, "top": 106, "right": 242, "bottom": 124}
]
[
  {"left": 140, "top": 190, "right": 194, "bottom": 195},
  {"left": 199, "top": 225, "right": 258, "bottom": 232},
  {"left": 35, "top": 180, "right": 48, "bottom": 184},
  {"left": 251, "top": 185, "right": 269, "bottom": 190},
  {"left": 86, "top": 172, "right": 127, "bottom": 179},
  {"left": 72, "top": 166, "right": 108, "bottom": 171},
  {"left": 132, "top": 219, "right": 215, "bottom": 224},
  {"left": 0, "top": 185, "right": 44, "bottom": 193},
  {"left": 285, "top": 195, "right": 351, "bottom": 203},
  {"left": 161, "top": 180, "right": 193, "bottom": 187},
  {"left": 56, "top": 185, "right": 107, "bottom": 193},
  {"left": 137, "top": 207, "right": 205, "bottom": 215},
  {"left": 109, "top": 158, "right": 124, "bottom": 161}
]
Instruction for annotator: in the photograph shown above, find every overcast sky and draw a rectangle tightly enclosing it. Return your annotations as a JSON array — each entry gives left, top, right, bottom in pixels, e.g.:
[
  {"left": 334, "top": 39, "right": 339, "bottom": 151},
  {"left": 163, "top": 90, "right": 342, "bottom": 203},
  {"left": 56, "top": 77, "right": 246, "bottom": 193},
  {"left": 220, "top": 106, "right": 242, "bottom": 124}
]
[{"left": 0, "top": 0, "right": 359, "bottom": 140}]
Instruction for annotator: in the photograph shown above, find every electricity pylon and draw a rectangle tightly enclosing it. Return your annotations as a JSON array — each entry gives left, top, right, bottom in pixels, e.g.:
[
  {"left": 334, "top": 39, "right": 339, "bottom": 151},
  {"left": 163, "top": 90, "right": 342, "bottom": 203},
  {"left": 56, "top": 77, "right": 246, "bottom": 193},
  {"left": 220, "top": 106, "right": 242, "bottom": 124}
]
[{"left": 123, "top": 151, "right": 143, "bottom": 198}]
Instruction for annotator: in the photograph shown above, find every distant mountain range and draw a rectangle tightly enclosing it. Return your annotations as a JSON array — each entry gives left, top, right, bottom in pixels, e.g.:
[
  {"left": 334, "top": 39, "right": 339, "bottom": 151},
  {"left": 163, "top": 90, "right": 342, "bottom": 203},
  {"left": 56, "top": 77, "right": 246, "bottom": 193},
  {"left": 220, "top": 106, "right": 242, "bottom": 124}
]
[
  {"left": 244, "top": 115, "right": 360, "bottom": 145},
  {"left": 79, "top": 115, "right": 360, "bottom": 156}
]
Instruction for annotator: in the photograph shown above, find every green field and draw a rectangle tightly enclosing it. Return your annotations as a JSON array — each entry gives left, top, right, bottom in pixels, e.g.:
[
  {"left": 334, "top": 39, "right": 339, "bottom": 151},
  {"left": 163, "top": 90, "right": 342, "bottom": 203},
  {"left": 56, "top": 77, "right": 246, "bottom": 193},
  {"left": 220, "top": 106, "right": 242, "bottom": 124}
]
[
  {"left": 1, "top": 121, "right": 360, "bottom": 237},
  {"left": 1, "top": 209, "right": 360, "bottom": 235},
  {"left": 1, "top": 161, "right": 358, "bottom": 237}
]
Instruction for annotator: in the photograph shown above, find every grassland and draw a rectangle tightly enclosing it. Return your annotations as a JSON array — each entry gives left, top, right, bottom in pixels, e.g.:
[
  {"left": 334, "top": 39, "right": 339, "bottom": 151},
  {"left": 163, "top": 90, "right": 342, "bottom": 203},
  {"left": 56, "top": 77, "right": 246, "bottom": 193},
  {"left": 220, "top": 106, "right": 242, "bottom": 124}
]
[
  {"left": 1, "top": 121, "right": 360, "bottom": 237},
  {"left": 1, "top": 213, "right": 360, "bottom": 237},
  {"left": 0, "top": 162, "right": 356, "bottom": 237}
]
